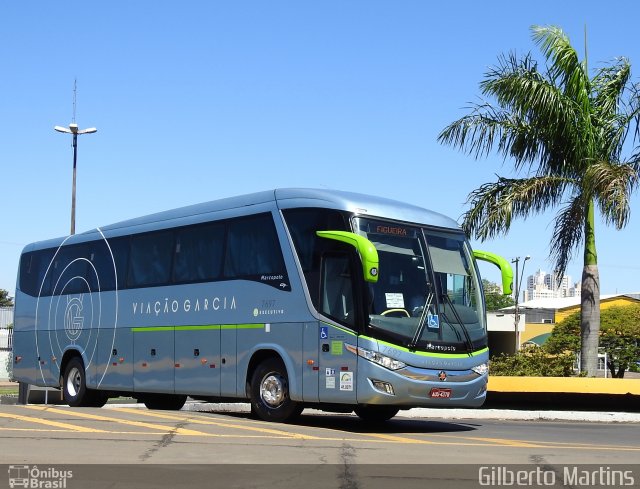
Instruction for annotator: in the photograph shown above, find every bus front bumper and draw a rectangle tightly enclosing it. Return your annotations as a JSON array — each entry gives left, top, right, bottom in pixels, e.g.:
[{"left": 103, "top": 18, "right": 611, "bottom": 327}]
[{"left": 355, "top": 362, "right": 488, "bottom": 408}]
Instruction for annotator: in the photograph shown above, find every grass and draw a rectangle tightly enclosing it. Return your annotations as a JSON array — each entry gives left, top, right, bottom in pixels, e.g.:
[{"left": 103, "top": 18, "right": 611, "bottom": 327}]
[{"left": 0, "top": 386, "right": 18, "bottom": 396}]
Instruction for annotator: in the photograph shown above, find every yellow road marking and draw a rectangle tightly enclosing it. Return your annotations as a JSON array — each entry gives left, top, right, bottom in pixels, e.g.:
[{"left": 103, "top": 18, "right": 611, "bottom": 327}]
[
  {"left": 0, "top": 411, "right": 107, "bottom": 433},
  {"left": 0, "top": 427, "right": 169, "bottom": 435},
  {"left": 359, "top": 432, "right": 436, "bottom": 444},
  {"left": 459, "top": 436, "right": 546, "bottom": 448},
  {"left": 421, "top": 433, "right": 640, "bottom": 451},
  {"left": 23, "top": 406, "right": 212, "bottom": 436},
  {"left": 114, "top": 407, "right": 322, "bottom": 440},
  {"left": 10, "top": 406, "right": 640, "bottom": 452}
]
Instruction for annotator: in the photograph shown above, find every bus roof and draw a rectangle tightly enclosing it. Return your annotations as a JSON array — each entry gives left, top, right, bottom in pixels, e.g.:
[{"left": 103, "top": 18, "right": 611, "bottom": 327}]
[
  {"left": 274, "top": 188, "right": 460, "bottom": 229},
  {"left": 23, "top": 188, "right": 462, "bottom": 251}
]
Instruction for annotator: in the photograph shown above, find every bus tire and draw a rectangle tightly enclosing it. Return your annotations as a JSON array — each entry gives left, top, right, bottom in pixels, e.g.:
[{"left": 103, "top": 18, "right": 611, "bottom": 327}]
[
  {"left": 354, "top": 405, "right": 399, "bottom": 423},
  {"left": 62, "top": 357, "right": 96, "bottom": 407},
  {"left": 142, "top": 394, "right": 187, "bottom": 411},
  {"left": 250, "top": 357, "right": 302, "bottom": 423}
]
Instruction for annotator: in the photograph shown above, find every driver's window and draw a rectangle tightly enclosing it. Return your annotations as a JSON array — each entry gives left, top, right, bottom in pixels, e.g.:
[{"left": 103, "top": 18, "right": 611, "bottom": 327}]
[{"left": 320, "top": 254, "right": 355, "bottom": 327}]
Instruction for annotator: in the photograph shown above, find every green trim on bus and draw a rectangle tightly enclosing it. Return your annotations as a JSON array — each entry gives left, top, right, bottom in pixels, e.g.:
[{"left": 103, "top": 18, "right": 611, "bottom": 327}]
[
  {"left": 321, "top": 322, "right": 357, "bottom": 337},
  {"left": 473, "top": 250, "right": 514, "bottom": 296},
  {"left": 316, "top": 230, "right": 379, "bottom": 282},
  {"left": 131, "top": 324, "right": 265, "bottom": 333},
  {"left": 362, "top": 335, "right": 489, "bottom": 359}
]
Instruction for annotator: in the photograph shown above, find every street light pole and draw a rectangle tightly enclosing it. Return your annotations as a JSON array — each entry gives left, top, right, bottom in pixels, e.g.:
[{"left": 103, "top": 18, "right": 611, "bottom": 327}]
[
  {"left": 511, "top": 255, "right": 530, "bottom": 352},
  {"left": 54, "top": 123, "right": 97, "bottom": 235}
]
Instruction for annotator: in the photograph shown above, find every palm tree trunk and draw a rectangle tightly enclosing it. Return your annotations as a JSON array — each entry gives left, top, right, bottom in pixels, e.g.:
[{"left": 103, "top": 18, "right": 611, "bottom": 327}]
[{"left": 580, "top": 199, "right": 600, "bottom": 377}]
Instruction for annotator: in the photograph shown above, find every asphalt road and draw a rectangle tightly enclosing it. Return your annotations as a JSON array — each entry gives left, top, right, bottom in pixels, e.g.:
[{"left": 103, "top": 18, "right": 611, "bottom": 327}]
[{"left": 1, "top": 403, "right": 639, "bottom": 488}]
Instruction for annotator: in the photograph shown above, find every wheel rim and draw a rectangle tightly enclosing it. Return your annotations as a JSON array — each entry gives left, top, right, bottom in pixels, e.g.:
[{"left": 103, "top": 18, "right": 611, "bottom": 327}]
[
  {"left": 66, "top": 366, "right": 82, "bottom": 397},
  {"left": 260, "top": 372, "right": 286, "bottom": 408}
]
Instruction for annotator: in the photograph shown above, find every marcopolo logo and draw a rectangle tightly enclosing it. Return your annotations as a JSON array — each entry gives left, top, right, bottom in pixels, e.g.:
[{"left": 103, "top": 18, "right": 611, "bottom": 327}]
[{"left": 8, "top": 465, "right": 73, "bottom": 488}]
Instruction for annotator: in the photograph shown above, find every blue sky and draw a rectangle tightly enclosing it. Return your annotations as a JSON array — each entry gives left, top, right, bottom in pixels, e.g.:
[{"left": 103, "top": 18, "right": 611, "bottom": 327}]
[{"left": 1, "top": 1, "right": 639, "bottom": 297}]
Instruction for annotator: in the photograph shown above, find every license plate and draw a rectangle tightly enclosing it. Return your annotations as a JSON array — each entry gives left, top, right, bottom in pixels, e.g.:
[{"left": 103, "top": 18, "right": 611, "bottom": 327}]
[{"left": 429, "top": 387, "right": 452, "bottom": 399}]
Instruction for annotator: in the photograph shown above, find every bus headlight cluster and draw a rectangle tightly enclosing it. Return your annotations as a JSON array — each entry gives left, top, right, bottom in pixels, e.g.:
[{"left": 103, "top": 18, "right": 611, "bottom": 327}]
[
  {"left": 471, "top": 363, "right": 489, "bottom": 376},
  {"left": 346, "top": 344, "right": 406, "bottom": 371}
]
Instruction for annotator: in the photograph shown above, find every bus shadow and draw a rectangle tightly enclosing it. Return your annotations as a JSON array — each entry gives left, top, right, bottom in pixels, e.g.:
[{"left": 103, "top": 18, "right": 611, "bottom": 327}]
[
  {"left": 213, "top": 410, "right": 479, "bottom": 434},
  {"left": 295, "top": 413, "right": 478, "bottom": 434}
]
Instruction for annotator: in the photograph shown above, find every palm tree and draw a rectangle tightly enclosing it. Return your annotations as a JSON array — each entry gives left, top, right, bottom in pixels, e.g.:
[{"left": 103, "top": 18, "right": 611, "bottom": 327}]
[{"left": 438, "top": 26, "right": 640, "bottom": 376}]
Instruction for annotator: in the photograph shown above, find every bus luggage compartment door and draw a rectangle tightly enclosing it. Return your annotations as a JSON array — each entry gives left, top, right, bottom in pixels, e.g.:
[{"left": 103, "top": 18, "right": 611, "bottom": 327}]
[
  {"left": 133, "top": 328, "right": 175, "bottom": 393},
  {"left": 174, "top": 327, "right": 221, "bottom": 396}
]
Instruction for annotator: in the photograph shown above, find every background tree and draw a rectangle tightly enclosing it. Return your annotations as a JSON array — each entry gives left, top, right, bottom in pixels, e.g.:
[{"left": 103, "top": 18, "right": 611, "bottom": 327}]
[
  {"left": 0, "top": 289, "right": 13, "bottom": 307},
  {"left": 439, "top": 25, "right": 640, "bottom": 376},
  {"left": 546, "top": 304, "right": 640, "bottom": 378},
  {"left": 488, "top": 348, "right": 575, "bottom": 377},
  {"left": 483, "top": 279, "right": 515, "bottom": 311}
]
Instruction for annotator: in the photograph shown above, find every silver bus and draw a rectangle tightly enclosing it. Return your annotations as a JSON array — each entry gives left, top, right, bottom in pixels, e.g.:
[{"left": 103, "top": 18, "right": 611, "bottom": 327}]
[{"left": 12, "top": 188, "right": 511, "bottom": 422}]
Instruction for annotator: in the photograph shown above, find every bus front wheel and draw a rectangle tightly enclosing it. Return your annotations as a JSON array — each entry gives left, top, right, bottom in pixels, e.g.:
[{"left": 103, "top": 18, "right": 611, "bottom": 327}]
[{"left": 250, "top": 357, "right": 302, "bottom": 423}]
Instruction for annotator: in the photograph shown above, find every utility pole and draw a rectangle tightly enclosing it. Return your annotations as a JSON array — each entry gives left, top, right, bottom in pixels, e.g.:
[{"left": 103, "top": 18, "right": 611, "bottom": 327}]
[{"left": 511, "top": 255, "right": 530, "bottom": 352}]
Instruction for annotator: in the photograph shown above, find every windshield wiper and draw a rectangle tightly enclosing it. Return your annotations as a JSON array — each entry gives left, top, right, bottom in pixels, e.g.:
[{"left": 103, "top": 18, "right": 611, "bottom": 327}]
[
  {"left": 440, "top": 293, "right": 474, "bottom": 355},
  {"left": 408, "top": 291, "right": 433, "bottom": 349}
]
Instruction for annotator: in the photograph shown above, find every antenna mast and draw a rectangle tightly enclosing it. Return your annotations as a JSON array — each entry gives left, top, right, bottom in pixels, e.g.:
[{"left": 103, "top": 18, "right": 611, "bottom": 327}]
[{"left": 72, "top": 78, "right": 77, "bottom": 123}]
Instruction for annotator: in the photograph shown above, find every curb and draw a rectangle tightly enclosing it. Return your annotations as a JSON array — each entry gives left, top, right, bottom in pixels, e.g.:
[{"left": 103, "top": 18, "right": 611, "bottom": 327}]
[{"left": 4, "top": 397, "right": 640, "bottom": 422}]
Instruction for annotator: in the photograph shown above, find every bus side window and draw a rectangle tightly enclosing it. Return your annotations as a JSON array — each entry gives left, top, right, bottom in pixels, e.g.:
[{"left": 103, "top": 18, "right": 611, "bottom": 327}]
[
  {"left": 320, "top": 253, "right": 355, "bottom": 327},
  {"left": 128, "top": 231, "right": 174, "bottom": 287},
  {"left": 20, "top": 249, "right": 55, "bottom": 297},
  {"left": 224, "top": 214, "right": 286, "bottom": 278},
  {"left": 174, "top": 223, "right": 225, "bottom": 282},
  {"left": 108, "top": 237, "right": 130, "bottom": 291}
]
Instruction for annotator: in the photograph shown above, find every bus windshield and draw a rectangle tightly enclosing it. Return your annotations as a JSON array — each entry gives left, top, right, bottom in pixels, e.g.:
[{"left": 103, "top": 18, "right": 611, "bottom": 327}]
[{"left": 354, "top": 218, "right": 486, "bottom": 354}]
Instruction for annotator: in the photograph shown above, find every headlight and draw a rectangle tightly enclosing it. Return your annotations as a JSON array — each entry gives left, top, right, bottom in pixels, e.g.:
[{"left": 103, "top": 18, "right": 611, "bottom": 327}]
[
  {"left": 345, "top": 343, "right": 406, "bottom": 370},
  {"left": 471, "top": 363, "right": 489, "bottom": 376}
]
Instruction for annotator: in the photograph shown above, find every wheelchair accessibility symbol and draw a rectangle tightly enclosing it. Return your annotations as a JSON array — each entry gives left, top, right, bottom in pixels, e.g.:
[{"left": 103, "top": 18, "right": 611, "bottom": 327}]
[
  {"left": 427, "top": 314, "right": 440, "bottom": 329},
  {"left": 320, "top": 326, "right": 328, "bottom": 339}
]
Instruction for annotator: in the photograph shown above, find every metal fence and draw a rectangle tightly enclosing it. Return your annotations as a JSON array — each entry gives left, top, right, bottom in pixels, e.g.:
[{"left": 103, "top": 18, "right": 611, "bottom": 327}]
[
  {"left": 0, "top": 328, "right": 12, "bottom": 351},
  {"left": 0, "top": 306, "right": 13, "bottom": 328},
  {"left": 0, "top": 306, "right": 14, "bottom": 351}
]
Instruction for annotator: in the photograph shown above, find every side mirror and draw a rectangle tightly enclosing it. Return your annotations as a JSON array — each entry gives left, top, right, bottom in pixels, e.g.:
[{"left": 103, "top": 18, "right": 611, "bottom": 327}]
[
  {"left": 473, "top": 250, "right": 513, "bottom": 295},
  {"left": 316, "top": 231, "right": 379, "bottom": 283}
]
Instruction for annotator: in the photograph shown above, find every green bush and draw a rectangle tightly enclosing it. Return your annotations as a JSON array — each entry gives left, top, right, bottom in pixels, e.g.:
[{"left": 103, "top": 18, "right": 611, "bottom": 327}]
[{"left": 490, "top": 348, "right": 576, "bottom": 376}]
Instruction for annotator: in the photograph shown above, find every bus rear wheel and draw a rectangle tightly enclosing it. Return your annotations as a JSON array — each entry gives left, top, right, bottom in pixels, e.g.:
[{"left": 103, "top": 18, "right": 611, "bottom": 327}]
[
  {"left": 354, "top": 405, "right": 399, "bottom": 423},
  {"left": 141, "top": 394, "right": 187, "bottom": 410},
  {"left": 250, "top": 357, "right": 302, "bottom": 423},
  {"left": 62, "top": 357, "right": 107, "bottom": 407}
]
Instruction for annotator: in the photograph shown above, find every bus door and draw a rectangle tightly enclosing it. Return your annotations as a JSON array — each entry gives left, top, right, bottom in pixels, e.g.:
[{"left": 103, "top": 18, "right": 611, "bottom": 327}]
[{"left": 316, "top": 253, "right": 358, "bottom": 403}]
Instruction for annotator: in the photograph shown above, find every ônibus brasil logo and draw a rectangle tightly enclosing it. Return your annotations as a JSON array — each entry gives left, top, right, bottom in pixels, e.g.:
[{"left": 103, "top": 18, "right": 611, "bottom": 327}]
[{"left": 8, "top": 465, "right": 73, "bottom": 488}]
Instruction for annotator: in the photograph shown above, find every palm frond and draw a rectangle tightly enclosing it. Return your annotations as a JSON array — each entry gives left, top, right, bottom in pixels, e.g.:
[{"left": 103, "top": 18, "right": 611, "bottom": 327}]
[
  {"left": 440, "top": 48, "right": 589, "bottom": 178},
  {"left": 438, "top": 102, "right": 543, "bottom": 164},
  {"left": 461, "top": 175, "right": 570, "bottom": 240},
  {"left": 585, "top": 161, "right": 640, "bottom": 229},
  {"left": 549, "top": 196, "right": 585, "bottom": 277},
  {"left": 592, "top": 58, "right": 631, "bottom": 118},
  {"left": 480, "top": 52, "right": 575, "bottom": 132},
  {"left": 590, "top": 59, "right": 639, "bottom": 160},
  {"left": 531, "top": 26, "right": 590, "bottom": 105}
]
